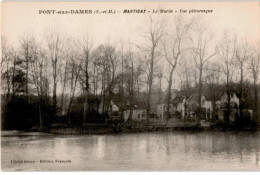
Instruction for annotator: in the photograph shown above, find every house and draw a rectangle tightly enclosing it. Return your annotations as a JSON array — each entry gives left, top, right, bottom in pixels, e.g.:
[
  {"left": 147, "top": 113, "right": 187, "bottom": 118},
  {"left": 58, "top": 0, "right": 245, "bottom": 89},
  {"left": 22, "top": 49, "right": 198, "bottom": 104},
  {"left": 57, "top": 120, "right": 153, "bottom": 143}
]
[
  {"left": 157, "top": 84, "right": 256, "bottom": 123},
  {"left": 157, "top": 103, "right": 174, "bottom": 121},
  {"left": 98, "top": 100, "right": 120, "bottom": 114},
  {"left": 216, "top": 91, "right": 240, "bottom": 122},
  {"left": 172, "top": 95, "right": 185, "bottom": 117},
  {"left": 123, "top": 101, "right": 147, "bottom": 122},
  {"left": 167, "top": 87, "right": 215, "bottom": 121},
  {"left": 97, "top": 92, "right": 127, "bottom": 122},
  {"left": 157, "top": 89, "right": 179, "bottom": 121},
  {"left": 185, "top": 93, "right": 214, "bottom": 120},
  {"left": 203, "top": 98, "right": 213, "bottom": 119}
]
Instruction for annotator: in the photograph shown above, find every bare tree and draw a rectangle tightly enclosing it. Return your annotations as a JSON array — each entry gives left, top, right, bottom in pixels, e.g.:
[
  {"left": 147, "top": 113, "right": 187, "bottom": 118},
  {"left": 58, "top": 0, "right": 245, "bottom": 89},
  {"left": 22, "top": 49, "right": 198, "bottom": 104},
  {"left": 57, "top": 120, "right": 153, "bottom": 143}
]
[
  {"left": 156, "top": 67, "right": 163, "bottom": 104},
  {"left": 60, "top": 47, "right": 70, "bottom": 116},
  {"left": 124, "top": 50, "right": 135, "bottom": 123},
  {"left": 141, "top": 16, "right": 164, "bottom": 124},
  {"left": 93, "top": 44, "right": 118, "bottom": 115},
  {"left": 190, "top": 19, "right": 218, "bottom": 108},
  {"left": 19, "top": 35, "right": 35, "bottom": 100},
  {"left": 119, "top": 39, "right": 125, "bottom": 97},
  {"left": 162, "top": 15, "right": 191, "bottom": 120},
  {"left": 204, "top": 62, "right": 222, "bottom": 116},
  {"left": 104, "top": 45, "right": 118, "bottom": 114},
  {"left": 248, "top": 45, "right": 260, "bottom": 122},
  {"left": 46, "top": 32, "right": 65, "bottom": 115},
  {"left": 218, "top": 31, "right": 237, "bottom": 123},
  {"left": 78, "top": 34, "right": 93, "bottom": 123},
  {"left": 1, "top": 38, "right": 13, "bottom": 101},
  {"left": 235, "top": 39, "right": 250, "bottom": 117},
  {"left": 134, "top": 55, "right": 145, "bottom": 98},
  {"left": 29, "top": 41, "right": 48, "bottom": 129},
  {"left": 66, "top": 49, "right": 82, "bottom": 115}
]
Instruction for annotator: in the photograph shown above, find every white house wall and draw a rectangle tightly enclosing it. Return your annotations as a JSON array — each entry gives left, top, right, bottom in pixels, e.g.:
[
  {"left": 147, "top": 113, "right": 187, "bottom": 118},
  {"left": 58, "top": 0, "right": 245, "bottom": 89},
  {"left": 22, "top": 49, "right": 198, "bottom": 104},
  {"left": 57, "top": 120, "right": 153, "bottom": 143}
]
[{"left": 124, "top": 109, "right": 146, "bottom": 122}]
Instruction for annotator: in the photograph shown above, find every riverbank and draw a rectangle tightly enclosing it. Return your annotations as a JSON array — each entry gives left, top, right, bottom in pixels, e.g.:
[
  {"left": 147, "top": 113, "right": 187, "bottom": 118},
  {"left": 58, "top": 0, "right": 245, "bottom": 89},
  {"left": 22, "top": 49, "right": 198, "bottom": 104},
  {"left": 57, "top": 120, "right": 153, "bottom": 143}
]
[
  {"left": 49, "top": 125, "right": 259, "bottom": 135},
  {"left": 2, "top": 119, "right": 259, "bottom": 136},
  {"left": 2, "top": 125, "right": 259, "bottom": 136},
  {"left": 1, "top": 130, "right": 53, "bottom": 136}
]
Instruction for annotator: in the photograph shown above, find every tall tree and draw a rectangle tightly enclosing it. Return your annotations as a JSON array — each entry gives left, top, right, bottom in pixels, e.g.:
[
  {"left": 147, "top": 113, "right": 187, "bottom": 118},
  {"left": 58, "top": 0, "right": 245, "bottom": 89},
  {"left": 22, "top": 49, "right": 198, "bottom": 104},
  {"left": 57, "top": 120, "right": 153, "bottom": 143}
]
[
  {"left": 235, "top": 39, "right": 250, "bottom": 117},
  {"left": 19, "top": 35, "right": 34, "bottom": 100},
  {"left": 66, "top": 49, "right": 82, "bottom": 115},
  {"left": 218, "top": 32, "right": 236, "bottom": 123},
  {"left": 1, "top": 38, "right": 13, "bottom": 101},
  {"left": 248, "top": 46, "right": 260, "bottom": 122},
  {"left": 29, "top": 41, "right": 48, "bottom": 129},
  {"left": 162, "top": 15, "right": 191, "bottom": 120},
  {"left": 141, "top": 16, "right": 164, "bottom": 124},
  {"left": 46, "top": 32, "right": 65, "bottom": 115},
  {"left": 93, "top": 44, "right": 118, "bottom": 115},
  {"left": 204, "top": 62, "right": 222, "bottom": 117},
  {"left": 190, "top": 19, "right": 218, "bottom": 108},
  {"left": 78, "top": 34, "right": 93, "bottom": 122}
]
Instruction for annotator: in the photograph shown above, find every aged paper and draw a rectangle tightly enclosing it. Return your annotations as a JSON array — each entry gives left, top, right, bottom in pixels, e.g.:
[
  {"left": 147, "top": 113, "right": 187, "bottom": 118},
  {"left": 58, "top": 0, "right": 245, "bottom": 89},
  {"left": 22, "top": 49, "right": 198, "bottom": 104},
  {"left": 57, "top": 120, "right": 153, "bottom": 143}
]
[{"left": 1, "top": 2, "right": 260, "bottom": 171}]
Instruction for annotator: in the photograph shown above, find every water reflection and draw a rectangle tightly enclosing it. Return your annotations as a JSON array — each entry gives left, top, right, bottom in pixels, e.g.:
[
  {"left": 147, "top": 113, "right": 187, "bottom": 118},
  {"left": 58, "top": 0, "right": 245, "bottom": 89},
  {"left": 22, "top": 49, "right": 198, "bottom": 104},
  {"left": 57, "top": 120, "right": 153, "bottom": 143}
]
[{"left": 1, "top": 131, "right": 260, "bottom": 171}]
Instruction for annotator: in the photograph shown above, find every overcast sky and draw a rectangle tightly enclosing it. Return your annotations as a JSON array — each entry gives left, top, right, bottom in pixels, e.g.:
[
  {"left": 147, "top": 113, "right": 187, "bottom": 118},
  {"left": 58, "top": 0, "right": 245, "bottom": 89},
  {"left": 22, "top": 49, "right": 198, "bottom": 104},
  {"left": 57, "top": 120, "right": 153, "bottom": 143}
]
[
  {"left": 2, "top": 2, "right": 259, "bottom": 46},
  {"left": 1, "top": 2, "right": 260, "bottom": 91}
]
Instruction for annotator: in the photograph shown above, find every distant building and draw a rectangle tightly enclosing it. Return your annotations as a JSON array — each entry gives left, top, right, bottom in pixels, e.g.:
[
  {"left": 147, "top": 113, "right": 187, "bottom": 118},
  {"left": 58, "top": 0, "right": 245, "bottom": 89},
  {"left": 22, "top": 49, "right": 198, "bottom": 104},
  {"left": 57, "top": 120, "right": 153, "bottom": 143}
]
[
  {"left": 157, "top": 103, "right": 174, "bottom": 121},
  {"left": 98, "top": 100, "right": 120, "bottom": 114},
  {"left": 216, "top": 91, "right": 240, "bottom": 122},
  {"left": 157, "top": 89, "right": 178, "bottom": 121},
  {"left": 123, "top": 101, "right": 147, "bottom": 122},
  {"left": 157, "top": 88, "right": 214, "bottom": 121}
]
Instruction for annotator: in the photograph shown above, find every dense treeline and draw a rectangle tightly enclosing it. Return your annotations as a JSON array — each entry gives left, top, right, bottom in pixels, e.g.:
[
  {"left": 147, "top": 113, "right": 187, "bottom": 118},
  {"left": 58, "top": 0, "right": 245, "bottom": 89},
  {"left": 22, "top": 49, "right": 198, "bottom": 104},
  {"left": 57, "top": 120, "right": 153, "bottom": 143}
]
[{"left": 1, "top": 15, "right": 260, "bottom": 131}]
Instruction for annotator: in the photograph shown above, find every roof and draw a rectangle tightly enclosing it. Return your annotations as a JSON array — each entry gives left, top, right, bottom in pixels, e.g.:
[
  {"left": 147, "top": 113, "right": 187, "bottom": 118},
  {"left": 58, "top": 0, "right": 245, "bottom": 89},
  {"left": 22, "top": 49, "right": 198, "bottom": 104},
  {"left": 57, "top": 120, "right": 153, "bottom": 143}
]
[
  {"left": 132, "top": 100, "right": 147, "bottom": 109},
  {"left": 110, "top": 92, "right": 147, "bottom": 110},
  {"left": 124, "top": 100, "right": 147, "bottom": 110},
  {"left": 110, "top": 92, "right": 127, "bottom": 110},
  {"left": 172, "top": 96, "right": 183, "bottom": 105}
]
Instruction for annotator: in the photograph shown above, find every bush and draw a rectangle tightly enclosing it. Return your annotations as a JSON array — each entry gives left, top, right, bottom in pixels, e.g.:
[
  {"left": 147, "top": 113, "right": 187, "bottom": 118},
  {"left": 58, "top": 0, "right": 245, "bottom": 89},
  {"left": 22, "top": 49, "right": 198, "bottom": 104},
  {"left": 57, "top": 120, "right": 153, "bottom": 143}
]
[
  {"left": 2, "top": 95, "right": 53, "bottom": 131},
  {"left": 173, "top": 111, "right": 182, "bottom": 119},
  {"left": 195, "top": 107, "right": 206, "bottom": 120},
  {"left": 234, "top": 111, "right": 258, "bottom": 129}
]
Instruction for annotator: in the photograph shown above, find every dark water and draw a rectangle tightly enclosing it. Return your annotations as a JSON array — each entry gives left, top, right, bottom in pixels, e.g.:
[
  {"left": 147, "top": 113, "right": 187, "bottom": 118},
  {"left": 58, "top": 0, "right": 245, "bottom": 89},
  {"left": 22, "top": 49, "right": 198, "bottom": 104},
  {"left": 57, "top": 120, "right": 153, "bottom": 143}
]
[{"left": 1, "top": 131, "right": 260, "bottom": 171}]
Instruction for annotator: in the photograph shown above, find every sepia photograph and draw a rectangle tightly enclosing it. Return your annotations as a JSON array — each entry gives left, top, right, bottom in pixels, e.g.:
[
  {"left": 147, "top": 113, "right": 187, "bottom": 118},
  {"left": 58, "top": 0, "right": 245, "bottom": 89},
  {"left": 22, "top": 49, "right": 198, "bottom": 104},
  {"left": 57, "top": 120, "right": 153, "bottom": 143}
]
[{"left": 1, "top": 1, "right": 260, "bottom": 171}]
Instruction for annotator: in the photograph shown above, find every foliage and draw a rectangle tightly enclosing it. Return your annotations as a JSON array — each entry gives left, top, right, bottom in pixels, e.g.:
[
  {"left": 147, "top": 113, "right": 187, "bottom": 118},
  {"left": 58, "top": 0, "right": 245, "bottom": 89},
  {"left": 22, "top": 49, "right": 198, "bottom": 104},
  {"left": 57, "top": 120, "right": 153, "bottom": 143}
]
[{"left": 3, "top": 95, "right": 53, "bottom": 131}]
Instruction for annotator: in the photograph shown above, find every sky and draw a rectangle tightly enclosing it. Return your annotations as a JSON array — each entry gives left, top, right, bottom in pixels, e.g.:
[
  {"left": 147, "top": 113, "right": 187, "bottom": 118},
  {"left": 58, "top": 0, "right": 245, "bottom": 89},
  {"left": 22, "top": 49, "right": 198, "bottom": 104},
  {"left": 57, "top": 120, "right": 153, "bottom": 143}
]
[
  {"left": 2, "top": 2, "right": 259, "bottom": 46},
  {"left": 1, "top": 2, "right": 260, "bottom": 91}
]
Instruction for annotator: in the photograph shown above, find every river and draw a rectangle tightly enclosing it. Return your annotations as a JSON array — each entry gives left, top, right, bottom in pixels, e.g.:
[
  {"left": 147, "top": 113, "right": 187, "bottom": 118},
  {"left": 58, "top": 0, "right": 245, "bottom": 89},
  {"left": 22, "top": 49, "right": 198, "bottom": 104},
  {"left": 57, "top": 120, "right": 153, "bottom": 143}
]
[{"left": 1, "top": 131, "right": 260, "bottom": 171}]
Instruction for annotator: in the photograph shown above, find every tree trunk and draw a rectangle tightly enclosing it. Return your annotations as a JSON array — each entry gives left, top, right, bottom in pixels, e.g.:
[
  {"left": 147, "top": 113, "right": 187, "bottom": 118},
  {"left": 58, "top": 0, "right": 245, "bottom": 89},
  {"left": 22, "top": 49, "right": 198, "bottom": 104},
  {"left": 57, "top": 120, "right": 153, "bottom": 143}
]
[
  {"left": 239, "top": 64, "right": 243, "bottom": 118},
  {"left": 147, "top": 49, "right": 155, "bottom": 125},
  {"left": 61, "top": 62, "right": 67, "bottom": 116},
  {"left": 254, "top": 79, "right": 258, "bottom": 122},
  {"left": 6, "top": 62, "right": 10, "bottom": 101},
  {"left": 159, "top": 77, "right": 162, "bottom": 103},
  {"left": 198, "top": 66, "right": 203, "bottom": 108},
  {"left": 26, "top": 43, "right": 29, "bottom": 100},
  {"left": 53, "top": 78, "right": 57, "bottom": 114},
  {"left": 129, "top": 60, "right": 134, "bottom": 125},
  {"left": 166, "top": 67, "right": 174, "bottom": 120},
  {"left": 226, "top": 85, "right": 231, "bottom": 124},
  {"left": 12, "top": 55, "right": 16, "bottom": 95},
  {"left": 83, "top": 56, "right": 89, "bottom": 124}
]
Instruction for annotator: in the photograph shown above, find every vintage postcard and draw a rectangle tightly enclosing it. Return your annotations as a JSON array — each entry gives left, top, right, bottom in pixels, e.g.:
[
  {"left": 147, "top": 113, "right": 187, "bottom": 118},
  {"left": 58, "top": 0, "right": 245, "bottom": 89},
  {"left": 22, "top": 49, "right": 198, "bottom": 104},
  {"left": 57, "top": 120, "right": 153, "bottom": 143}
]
[{"left": 1, "top": 1, "right": 260, "bottom": 171}]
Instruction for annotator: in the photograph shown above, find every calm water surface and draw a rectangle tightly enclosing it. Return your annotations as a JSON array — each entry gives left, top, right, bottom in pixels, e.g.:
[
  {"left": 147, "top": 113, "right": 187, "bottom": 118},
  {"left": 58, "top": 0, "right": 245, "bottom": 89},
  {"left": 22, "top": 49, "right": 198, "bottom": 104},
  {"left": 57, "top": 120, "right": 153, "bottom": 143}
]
[{"left": 1, "top": 131, "right": 260, "bottom": 171}]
